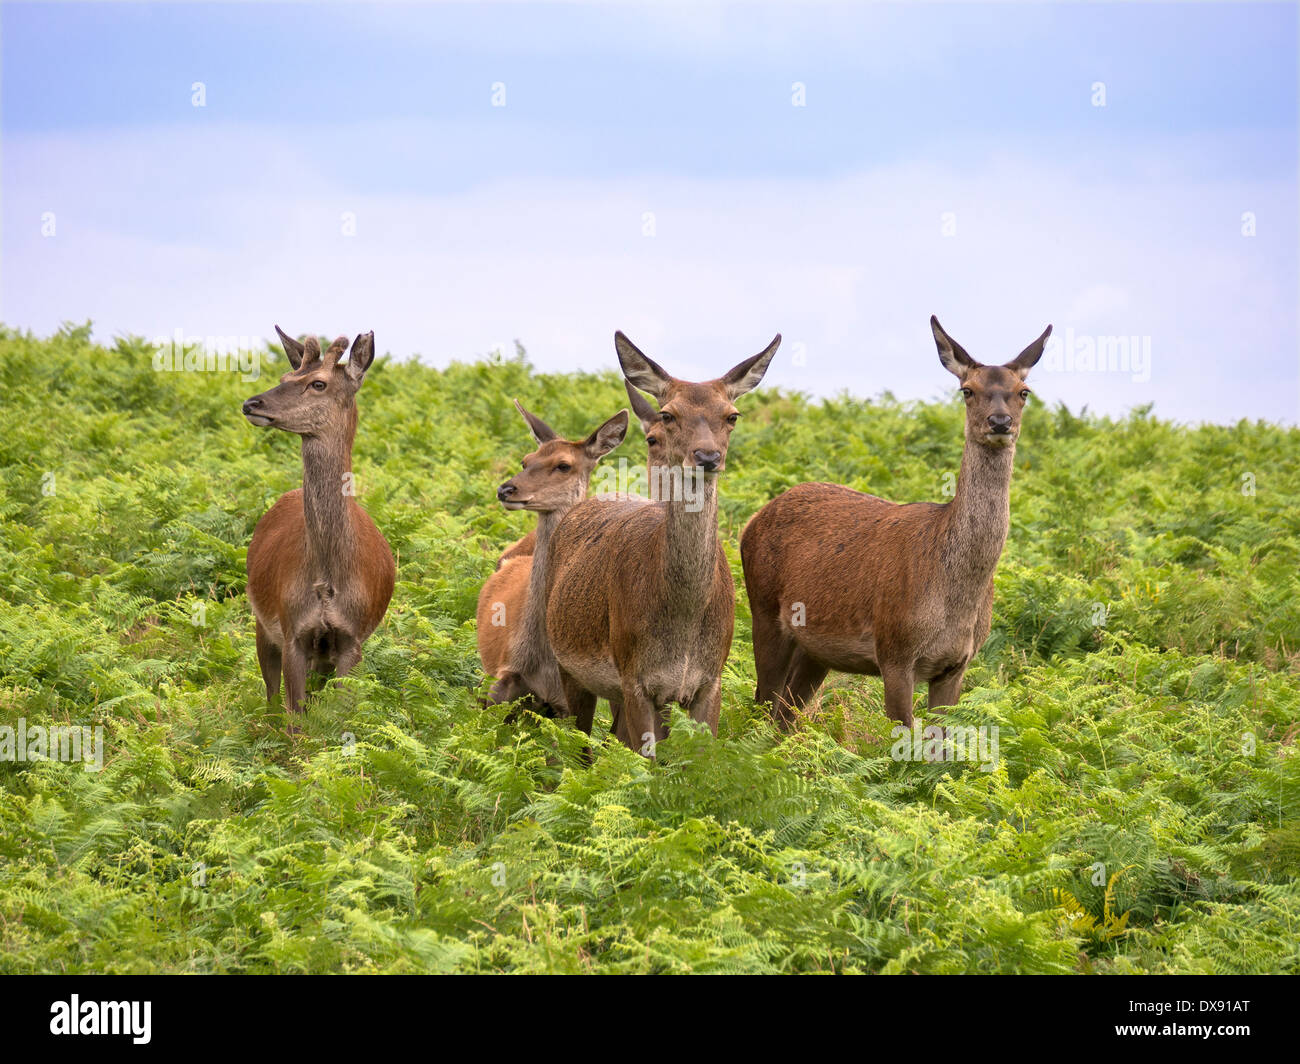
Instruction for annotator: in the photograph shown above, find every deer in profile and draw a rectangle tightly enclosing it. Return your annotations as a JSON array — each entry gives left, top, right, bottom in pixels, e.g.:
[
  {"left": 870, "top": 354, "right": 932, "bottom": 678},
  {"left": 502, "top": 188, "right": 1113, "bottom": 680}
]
[
  {"left": 545, "top": 331, "right": 780, "bottom": 752},
  {"left": 741, "top": 315, "right": 1050, "bottom": 729},
  {"left": 486, "top": 384, "right": 661, "bottom": 575},
  {"left": 243, "top": 327, "right": 396, "bottom": 717},
  {"left": 476, "top": 402, "right": 629, "bottom": 712}
]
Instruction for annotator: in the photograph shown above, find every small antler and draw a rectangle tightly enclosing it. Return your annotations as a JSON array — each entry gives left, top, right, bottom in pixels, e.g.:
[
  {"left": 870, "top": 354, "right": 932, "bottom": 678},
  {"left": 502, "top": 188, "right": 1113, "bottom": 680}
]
[
  {"left": 300, "top": 336, "right": 322, "bottom": 369},
  {"left": 322, "top": 336, "right": 349, "bottom": 370}
]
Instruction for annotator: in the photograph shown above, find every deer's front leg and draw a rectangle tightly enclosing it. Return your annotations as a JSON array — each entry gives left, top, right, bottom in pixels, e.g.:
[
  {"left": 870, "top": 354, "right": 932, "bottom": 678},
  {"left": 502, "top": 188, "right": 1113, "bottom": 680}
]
[
  {"left": 927, "top": 662, "right": 967, "bottom": 715},
  {"left": 618, "top": 680, "right": 666, "bottom": 756},
  {"left": 686, "top": 679, "right": 722, "bottom": 736},
  {"left": 333, "top": 639, "right": 363, "bottom": 678},
  {"left": 879, "top": 661, "right": 916, "bottom": 728},
  {"left": 282, "top": 637, "right": 309, "bottom": 718}
]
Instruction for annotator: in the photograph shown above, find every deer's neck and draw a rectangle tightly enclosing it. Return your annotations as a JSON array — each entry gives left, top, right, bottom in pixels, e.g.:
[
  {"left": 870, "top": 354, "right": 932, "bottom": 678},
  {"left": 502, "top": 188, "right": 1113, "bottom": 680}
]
[
  {"left": 300, "top": 432, "right": 357, "bottom": 589},
  {"left": 944, "top": 439, "right": 1015, "bottom": 581},
  {"left": 515, "top": 508, "right": 564, "bottom": 667},
  {"left": 662, "top": 468, "right": 720, "bottom": 610}
]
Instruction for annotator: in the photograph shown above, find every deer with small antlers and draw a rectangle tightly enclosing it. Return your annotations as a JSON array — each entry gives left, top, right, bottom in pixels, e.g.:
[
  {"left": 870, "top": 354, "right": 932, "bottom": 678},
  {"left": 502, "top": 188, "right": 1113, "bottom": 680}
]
[
  {"left": 243, "top": 327, "right": 396, "bottom": 717},
  {"left": 477, "top": 402, "right": 629, "bottom": 712},
  {"left": 545, "top": 332, "right": 780, "bottom": 751},
  {"left": 741, "top": 315, "right": 1050, "bottom": 728}
]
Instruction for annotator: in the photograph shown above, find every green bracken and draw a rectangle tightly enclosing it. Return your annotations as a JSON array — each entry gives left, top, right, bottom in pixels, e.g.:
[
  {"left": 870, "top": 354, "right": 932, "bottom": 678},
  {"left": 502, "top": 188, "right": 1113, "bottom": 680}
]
[{"left": 0, "top": 322, "right": 1296, "bottom": 973}]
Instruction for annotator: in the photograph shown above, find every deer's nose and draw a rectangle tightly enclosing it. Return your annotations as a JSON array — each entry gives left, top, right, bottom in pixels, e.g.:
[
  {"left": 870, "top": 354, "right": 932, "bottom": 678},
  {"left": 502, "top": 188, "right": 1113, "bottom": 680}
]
[
  {"left": 988, "top": 414, "right": 1013, "bottom": 434},
  {"left": 497, "top": 483, "right": 517, "bottom": 501},
  {"left": 242, "top": 397, "right": 262, "bottom": 414},
  {"left": 693, "top": 449, "right": 722, "bottom": 471}
]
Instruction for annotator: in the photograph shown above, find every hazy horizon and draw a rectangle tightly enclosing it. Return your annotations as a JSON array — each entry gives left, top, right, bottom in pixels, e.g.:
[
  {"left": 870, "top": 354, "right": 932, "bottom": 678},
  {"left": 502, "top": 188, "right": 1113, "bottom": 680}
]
[{"left": 3, "top": 1, "right": 1297, "bottom": 425}]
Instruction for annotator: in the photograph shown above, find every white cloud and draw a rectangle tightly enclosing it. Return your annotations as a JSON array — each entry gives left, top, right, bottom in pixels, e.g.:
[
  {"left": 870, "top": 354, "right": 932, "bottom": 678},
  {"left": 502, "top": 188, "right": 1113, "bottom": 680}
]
[{"left": 3, "top": 121, "right": 1295, "bottom": 423}]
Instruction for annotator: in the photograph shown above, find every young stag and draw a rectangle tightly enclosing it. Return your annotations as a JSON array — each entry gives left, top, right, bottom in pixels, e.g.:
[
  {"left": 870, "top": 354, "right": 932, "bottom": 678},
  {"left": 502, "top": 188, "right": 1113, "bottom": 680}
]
[
  {"left": 741, "top": 315, "right": 1050, "bottom": 728},
  {"left": 476, "top": 402, "right": 629, "bottom": 712},
  {"left": 243, "top": 328, "right": 396, "bottom": 716},
  {"left": 545, "top": 331, "right": 780, "bottom": 752}
]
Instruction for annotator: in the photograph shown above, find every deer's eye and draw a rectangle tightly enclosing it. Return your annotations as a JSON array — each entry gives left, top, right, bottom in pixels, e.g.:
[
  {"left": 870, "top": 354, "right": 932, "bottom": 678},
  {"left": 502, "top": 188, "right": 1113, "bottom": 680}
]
[
  {"left": 660, "top": 412, "right": 675, "bottom": 425},
  {"left": 726, "top": 413, "right": 740, "bottom": 425},
  {"left": 555, "top": 462, "right": 572, "bottom": 473},
  {"left": 311, "top": 380, "right": 326, "bottom": 392},
  {"left": 1019, "top": 389, "right": 1031, "bottom": 400},
  {"left": 645, "top": 436, "right": 658, "bottom": 447},
  {"left": 961, "top": 388, "right": 973, "bottom": 399}
]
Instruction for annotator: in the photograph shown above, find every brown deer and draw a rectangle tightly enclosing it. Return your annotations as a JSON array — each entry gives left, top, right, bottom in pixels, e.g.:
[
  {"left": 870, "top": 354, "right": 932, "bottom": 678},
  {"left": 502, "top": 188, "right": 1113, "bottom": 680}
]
[
  {"left": 741, "top": 315, "right": 1050, "bottom": 729},
  {"left": 545, "top": 331, "right": 780, "bottom": 752},
  {"left": 476, "top": 401, "right": 629, "bottom": 712},
  {"left": 488, "top": 383, "right": 665, "bottom": 582},
  {"left": 494, "top": 529, "right": 536, "bottom": 570},
  {"left": 602, "top": 379, "right": 671, "bottom": 740},
  {"left": 243, "top": 327, "right": 396, "bottom": 716}
]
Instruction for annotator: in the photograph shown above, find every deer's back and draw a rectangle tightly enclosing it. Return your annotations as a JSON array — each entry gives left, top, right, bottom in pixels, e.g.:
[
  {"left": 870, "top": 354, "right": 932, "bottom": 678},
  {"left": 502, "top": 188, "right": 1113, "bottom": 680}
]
[
  {"left": 477, "top": 551, "right": 530, "bottom": 676},
  {"left": 496, "top": 529, "right": 536, "bottom": 570},
  {"left": 741, "top": 481, "right": 952, "bottom": 665}
]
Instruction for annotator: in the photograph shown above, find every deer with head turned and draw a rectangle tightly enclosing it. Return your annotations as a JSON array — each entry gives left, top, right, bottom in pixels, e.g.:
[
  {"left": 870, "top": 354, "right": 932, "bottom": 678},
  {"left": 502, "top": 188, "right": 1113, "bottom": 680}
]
[
  {"left": 488, "top": 383, "right": 666, "bottom": 585},
  {"left": 741, "top": 315, "right": 1050, "bottom": 729},
  {"left": 243, "top": 327, "right": 396, "bottom": 717},
  {"left": 477, "top": 402, "right": 629, "bottom": 712},
  {"left": 545, "top": 331, "right": 780, "bottom": 752}
]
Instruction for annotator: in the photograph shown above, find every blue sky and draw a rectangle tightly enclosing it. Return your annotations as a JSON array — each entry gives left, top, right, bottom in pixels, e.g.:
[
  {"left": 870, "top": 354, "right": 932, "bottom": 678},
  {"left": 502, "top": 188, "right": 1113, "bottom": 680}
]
[{"left": 3, "top": 1, "right": 1297, "bottom": 422}]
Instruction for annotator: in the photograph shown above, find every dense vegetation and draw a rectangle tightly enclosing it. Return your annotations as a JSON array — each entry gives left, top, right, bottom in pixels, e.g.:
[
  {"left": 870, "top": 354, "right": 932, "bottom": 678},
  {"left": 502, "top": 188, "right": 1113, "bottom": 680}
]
[{"left": 1, "top": 323, "right": 1296, "bottom": 973}]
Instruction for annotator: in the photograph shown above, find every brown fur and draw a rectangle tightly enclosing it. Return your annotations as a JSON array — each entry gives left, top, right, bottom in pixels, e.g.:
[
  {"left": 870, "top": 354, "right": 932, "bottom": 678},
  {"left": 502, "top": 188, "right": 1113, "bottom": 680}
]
[
  {"left": 741, "top": 315, "right": 1050, "bottom": 728},
  {"left": 244, "top": 327, "right": 396, "bottom": 716},
  {"left": 495, "top": 529, "right": 536, "bottom": 570},
  {"left": 476, "top": 402, "right": 628, "bottom": 714},
  {"left": 545, "top": 331, "right": 780, "bottom": 752}
]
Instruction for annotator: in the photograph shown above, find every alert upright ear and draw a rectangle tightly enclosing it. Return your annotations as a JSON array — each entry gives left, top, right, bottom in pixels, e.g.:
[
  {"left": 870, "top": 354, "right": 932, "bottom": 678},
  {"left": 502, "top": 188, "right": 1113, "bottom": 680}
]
[
  {"left": 345, "top": 332, "right": 376, "bottom": 384},
  {"left": 584, "top": 409, "right": 629, "bottom": 460},
  {"left": 275, "top": 325, "right": 306, "bottom": 370},
  {"left": 722, "top": 334, "right": 781, "bottom": 399},
  {"left": 1003, "top": 324, "right": 1053, "bottom": 376},
  {"left": 614, "top": 332, "right": 674, "bottom": 401},
  {"left": 931, "top": 315, "right": 979, "bottom": 379},
  {"left": 513, "top": 399, "right": 558, "bottom": 444}
]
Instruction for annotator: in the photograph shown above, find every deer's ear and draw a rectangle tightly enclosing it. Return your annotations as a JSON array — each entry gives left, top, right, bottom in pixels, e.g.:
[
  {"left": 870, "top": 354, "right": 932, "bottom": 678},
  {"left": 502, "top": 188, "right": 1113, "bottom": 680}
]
[
  {"left": 513, "top": 399, "right": 558, "bottom": 444},
  {"left": 585, "top": 409, "right": 629, "bottom": 459},
  {"left": 1004, "top": 324, "right": 1052, "bottom": 376},
  {"left": 615, "top": 332, "right": 673, "bottom": 400},
  {"left": 624, "top": 379, "right": 660, "bottom": 433},
  {"left": 343, "top": 332, "right": 375, "bottom": 383},
  {"left": 275, "top": 325, "right": 306, "bottom": 370},
  {"left": 931, "top": 316, "right": 978, "bottom": 379},
  {"left": 722, "top": 334, "right": 781, "bottom": 399}
]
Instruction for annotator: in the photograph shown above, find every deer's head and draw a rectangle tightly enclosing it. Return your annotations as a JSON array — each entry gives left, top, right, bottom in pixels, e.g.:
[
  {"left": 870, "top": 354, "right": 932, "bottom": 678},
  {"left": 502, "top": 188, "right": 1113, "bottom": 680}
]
[
  {"left": 243, "top": 326, "right": 376, "bottom": 438},
  {"left": 496, "top": 402, "right": 628, "bottom": 513},
  {"left": 615, "top": 331, "right": 780, "bottom": 474},
  {"left": 931, "top": 316, "right": 1052, "bottom": 449}
]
